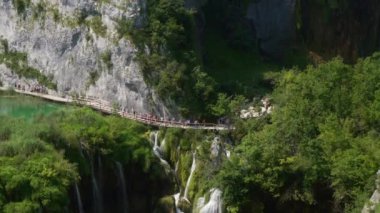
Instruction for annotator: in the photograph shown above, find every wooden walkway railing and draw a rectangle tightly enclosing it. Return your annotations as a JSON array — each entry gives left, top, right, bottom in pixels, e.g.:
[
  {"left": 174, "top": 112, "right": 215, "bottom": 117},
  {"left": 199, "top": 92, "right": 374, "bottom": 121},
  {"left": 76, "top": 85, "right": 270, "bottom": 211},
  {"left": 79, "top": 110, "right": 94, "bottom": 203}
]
[{"left": 0, "top": 87, "right": 233, "bottom": 131}]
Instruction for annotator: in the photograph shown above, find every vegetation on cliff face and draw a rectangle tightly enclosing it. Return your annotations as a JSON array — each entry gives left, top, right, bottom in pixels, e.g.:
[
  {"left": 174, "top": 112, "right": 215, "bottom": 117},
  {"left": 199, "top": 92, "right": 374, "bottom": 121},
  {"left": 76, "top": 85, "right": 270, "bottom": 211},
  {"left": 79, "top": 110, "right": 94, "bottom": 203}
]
[
  {"left": 0, "top": 39, "right": 57, "bottom": 89},
  {"left": 121, "top": 0, "right": 222, "bottom": 117},
  {"left": 120, "top": 0, "right": 311, "bottom": 118},
  {"left": 157, "top": 128, "right": 230, "bottom": 211},
  {"left": 217, "top": 53, "right": 380, "bottom": 212},
  {"left": 2, "top": 1, "right": 380, "bottom": 212},
  {"left": 12, "top": 0, "right": 31, "bottom": 15}
]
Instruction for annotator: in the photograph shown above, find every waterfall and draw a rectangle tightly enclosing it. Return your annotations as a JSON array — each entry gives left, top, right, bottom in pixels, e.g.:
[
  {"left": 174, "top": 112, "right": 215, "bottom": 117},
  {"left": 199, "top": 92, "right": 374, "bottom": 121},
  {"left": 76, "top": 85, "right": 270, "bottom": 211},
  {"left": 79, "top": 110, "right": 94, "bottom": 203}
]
[
  {"left": 183, "top": 152, "right": 196, "bottom": 201},
  {"left": 74, "top": 183, "right": 84, "bottom": 213},
  {"left": 174, "top": 146, "right": 180, "bottom": 174},
  {"left": 196, "top": 197, "right": 206, "bottom": 211},
  {"left": 91, "top": 169, "right": 102, "bottom": 213},
  {"left": 160, "top": 138, "right": 167, "bottom": 151},
  {"left": 199, "top": 188, "right": 223, "bottom": 213},
  {"left": 151, "top": 132, "right": 171, "bottom": 172},
  {"left": 116, "top": 161, "right": 128, "bottom": 213},
  {"left": 79, "top": 142, "right": 85, "bottom": 158},
  {"left": 175, "top": 160, "right": 179, "bottom": 174},
  {"left": 173, "top": 193, "right": 183, "bottom": 213},
  {"left": 97, "top": 155, "right": 103, "bottom": 192},
  {"left": 151, "top": 131, "right": 183, "bottom": 212},
  {"left": 225, "top": 150, "right": 231, "bottom": 159},
  {"left": 91, "top": 157, "right": 103, "bottom": 213}
]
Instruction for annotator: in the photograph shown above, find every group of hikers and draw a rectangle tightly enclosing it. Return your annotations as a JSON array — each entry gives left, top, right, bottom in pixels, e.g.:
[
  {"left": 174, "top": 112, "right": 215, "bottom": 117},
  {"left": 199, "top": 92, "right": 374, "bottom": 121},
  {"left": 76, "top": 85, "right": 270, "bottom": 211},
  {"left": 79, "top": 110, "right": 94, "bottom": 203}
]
[
  {"left": 14, "top": 83, "right": 47, "bottom": 94},
  {"left": 119, "top": 108, "right": 210, "bottom": 127}
]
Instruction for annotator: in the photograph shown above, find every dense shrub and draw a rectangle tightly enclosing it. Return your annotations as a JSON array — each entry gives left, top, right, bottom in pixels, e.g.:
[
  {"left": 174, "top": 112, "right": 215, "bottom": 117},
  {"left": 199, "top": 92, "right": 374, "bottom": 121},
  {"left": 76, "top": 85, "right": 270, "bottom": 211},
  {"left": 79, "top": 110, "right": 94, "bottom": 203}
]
[
  {"left": 12, "top": 0, "right": 31, "bottom": 14},
  {"left": 87, "top": 16, "right": 107, "bottom": 37}
]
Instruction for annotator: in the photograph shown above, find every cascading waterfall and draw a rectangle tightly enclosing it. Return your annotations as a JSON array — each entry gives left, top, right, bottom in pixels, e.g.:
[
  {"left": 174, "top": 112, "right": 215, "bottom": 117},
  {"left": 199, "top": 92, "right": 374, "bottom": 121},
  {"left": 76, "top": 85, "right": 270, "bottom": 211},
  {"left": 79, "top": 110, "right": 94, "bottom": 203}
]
[
  {"left": 79, "top": 142, "right": 85, "bottom": 158},
  {"left": 91, "top": 157, "right": 103, "bottom": 213},
  {"left": 152, "top": 132, "right": 171, "bottom": 171},
  {"left": 151, "top": 132, "right": 183, "bottom": 212},
  {"left": 160, "top": 138, "right": 167, "bottom": 151},
  {"left": 98, "top": 155, "right": 103, "bottom": 194},
  {"left": 198, "top": 188, "right": 223, "bottom": 213},
  {"left": 74, "top": 183, "right": 84, "bottom": 213},
  {"left": 196, "top": 197, "right": 205, "bottom": 211},
  {"left": 183, "top": 152, "right": 196, "bottom": 201},
  {"left": 173, "top": 193, "right": 183, "bottom": 213},
  {"left": 175, "top": 160, "right": 179, "bottom": 174},
  {"left": 116, "top": 161, "right": 128, "bottom": 213},
  {"left": 225, "top": 150, "right": 231, "bottom": 159},
  {"left": 174, "top": 146, "right": 180, "bottom": 174}
]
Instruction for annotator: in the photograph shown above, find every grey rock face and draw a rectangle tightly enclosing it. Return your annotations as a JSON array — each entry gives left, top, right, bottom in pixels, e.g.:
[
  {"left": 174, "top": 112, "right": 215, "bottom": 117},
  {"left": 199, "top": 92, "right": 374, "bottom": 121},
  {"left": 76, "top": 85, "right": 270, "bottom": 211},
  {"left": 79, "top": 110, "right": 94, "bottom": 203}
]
[
  {"left": 247, "top": 0, "right": 296, "bottom": 58},
  {"left": 0, "top": 0, "right": 171, "bottom": 117}
]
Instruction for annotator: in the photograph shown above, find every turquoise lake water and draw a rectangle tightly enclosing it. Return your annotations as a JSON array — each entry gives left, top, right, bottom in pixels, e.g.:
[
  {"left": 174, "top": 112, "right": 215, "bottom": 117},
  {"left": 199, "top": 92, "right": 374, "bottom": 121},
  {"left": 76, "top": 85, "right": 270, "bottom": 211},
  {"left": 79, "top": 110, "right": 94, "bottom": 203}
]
[{"left": 0, "top": 94, "right": 64, "bottom": 120}]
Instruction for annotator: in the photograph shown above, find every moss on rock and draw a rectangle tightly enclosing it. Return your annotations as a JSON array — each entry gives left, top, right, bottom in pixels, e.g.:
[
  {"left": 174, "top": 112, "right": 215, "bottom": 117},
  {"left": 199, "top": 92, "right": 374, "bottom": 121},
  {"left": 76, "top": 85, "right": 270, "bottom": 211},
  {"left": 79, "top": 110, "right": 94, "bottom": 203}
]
[{"left": 155, "top": 196, "right": 176, "bottom": 213}]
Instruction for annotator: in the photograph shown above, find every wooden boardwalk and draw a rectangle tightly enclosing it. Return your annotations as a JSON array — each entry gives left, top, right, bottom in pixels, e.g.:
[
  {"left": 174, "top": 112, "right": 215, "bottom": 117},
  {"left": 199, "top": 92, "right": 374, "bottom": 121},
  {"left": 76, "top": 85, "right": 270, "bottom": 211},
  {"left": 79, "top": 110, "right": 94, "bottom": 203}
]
[{"left": 0, "top": 87, "right": 233, "bottom": 131}]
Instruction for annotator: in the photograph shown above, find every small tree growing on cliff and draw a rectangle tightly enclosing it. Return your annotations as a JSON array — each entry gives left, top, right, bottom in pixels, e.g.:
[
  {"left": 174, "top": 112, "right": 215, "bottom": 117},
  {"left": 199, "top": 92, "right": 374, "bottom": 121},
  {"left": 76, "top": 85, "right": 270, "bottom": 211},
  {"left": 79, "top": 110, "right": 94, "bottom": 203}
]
[{"left": 111, "top": 101, "right": 121, "bottom": 115}]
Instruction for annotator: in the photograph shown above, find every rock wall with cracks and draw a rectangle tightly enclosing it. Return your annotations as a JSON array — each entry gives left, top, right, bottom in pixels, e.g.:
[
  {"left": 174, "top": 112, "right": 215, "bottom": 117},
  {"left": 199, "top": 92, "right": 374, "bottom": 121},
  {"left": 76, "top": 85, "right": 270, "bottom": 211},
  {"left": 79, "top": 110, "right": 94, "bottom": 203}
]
[
  {"left": 247, "top": 0, "right": 296, "bottom": 59},
  {"left": 0, "top": 0, "right": 173, "bottom": 117}
]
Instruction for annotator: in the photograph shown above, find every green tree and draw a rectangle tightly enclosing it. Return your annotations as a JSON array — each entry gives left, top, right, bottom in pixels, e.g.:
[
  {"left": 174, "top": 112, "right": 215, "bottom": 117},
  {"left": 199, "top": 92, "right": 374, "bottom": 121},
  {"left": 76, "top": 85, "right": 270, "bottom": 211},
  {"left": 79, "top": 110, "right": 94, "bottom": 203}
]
[
  {"left": 217, "top": 53, "right": 380, "bottom": 212},
  {"left": 0, "top": 131, "right": 78, "bottom": 212},
  {"left": 210, "top": 93, "right": 246, "bottom": 117}
]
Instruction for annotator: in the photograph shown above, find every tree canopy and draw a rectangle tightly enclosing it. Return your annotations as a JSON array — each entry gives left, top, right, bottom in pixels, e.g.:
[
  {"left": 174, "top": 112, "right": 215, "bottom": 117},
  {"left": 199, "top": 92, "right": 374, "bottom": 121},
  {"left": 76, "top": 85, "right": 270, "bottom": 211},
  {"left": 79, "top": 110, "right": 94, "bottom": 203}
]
[
  {"left": 0, "top": 117, "right": 78, "bottom": 213},
  {"left": 0, "top": 108, "right": 165, "bottom": 212},
  {"left": 217, "top": 53, "right": 380, "bottom": 212}
]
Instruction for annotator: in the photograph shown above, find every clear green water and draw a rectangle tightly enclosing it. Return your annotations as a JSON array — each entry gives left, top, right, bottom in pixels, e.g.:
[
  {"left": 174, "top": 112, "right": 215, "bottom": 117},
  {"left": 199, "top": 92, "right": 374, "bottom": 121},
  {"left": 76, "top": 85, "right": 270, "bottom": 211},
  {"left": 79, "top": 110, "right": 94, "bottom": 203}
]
[{"left": 0, "top": 94, "right": 64, "bottom": 120}]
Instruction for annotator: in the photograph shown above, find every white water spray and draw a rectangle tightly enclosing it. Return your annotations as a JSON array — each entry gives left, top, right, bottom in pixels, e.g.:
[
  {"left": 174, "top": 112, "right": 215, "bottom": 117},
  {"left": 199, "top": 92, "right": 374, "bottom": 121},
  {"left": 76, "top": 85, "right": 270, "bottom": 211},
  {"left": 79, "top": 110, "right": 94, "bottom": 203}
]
[
  {"left": 173, "top": 193, "right": 184, "bottom": 213},
  {"left": 184, "top": 152, "right": 196, "bottom": 201},
  {"left": 152, "top": 132, "right": 171, "bottom": 172},
  {"left": 116, "top": 161, "right": 128, "bottom": 213},
  {"left": 74, "top": 183, "right": 84, "bottom": 213},
  {"left": 91, "top": 158, "right": 103, "bottom": 213},
  {"left": 151, "top": 132, "right": 184, "bottom": 212},
  {"left": 199, "top": 188, "right": 223, "bottom": 213},
  {"left": 160, "top": 138, "right": 167, "bottom": 151}
]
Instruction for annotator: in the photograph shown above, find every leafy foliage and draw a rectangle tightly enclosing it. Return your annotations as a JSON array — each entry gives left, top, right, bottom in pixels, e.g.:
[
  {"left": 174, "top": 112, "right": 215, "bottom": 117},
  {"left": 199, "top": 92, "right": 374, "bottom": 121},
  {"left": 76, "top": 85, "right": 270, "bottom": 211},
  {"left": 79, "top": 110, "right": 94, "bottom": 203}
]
[
  {"left": 0, "top": 107, "right": 169, "bottom": 212},
  {"left": 122, "top": 0, "right": 219, "bottom": 117},
  {"left": 210, "top": 93, "right": 246, "bottom": 117},
  {"left": 0, "top": 118, "right": 78, "bottom": 212},
  {"left": 217, "top": 53, "right": 380, "bottom": 212}
]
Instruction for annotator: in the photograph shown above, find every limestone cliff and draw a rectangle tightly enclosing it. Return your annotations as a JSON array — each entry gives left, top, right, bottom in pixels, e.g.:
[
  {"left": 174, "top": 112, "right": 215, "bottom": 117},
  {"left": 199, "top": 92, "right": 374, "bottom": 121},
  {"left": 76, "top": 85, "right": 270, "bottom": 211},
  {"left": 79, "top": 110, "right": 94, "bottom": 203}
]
[
  {"left": 194, "top": 0, "right": 380, "bottom": 61},
  {"left": 247, "top": 0, "right": 296, "bottom": 59},
  {"left": 300, "top": 0, "right": 380, "bottom": 62},
  {"left": 0, "top": 0, "right": 172, "bottom": 117},
  {"left": 247, "top": 0, "right": 380, "bottom": 61}
]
